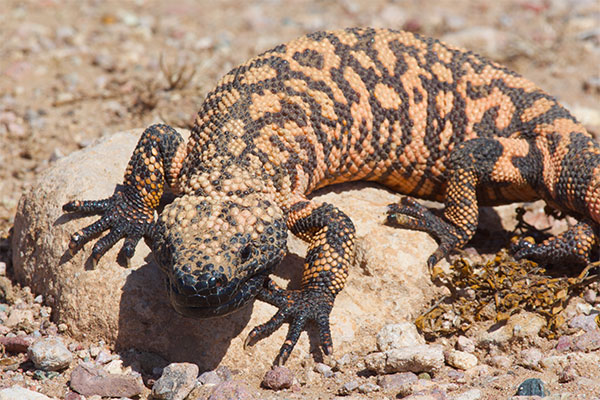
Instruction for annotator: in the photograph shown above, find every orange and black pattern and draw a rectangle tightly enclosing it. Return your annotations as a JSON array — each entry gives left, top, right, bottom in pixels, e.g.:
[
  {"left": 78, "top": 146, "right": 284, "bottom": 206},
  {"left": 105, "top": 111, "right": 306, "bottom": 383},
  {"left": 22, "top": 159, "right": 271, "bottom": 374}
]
[{"left": 64, "top": 28, "right": 600, "bottom": 364}]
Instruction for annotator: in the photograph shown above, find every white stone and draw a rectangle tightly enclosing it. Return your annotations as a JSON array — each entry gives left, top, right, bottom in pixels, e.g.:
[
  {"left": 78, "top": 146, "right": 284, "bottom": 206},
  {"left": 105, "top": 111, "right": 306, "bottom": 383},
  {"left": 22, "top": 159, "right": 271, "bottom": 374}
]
[
  {"left": 446, "top": 350, "right": 478, "bottom": 370},
  {"left": 28, "top": 337, "right": 73, "bottom": 371},
  {"left": 376, "top": 322, "right": 425, "bottom": 351},
  {"left": 385, "top": 345, "right": 445, "bottom": 373},
  {"left": 0, "top": 386, "right": 51, "bottom": 400}
]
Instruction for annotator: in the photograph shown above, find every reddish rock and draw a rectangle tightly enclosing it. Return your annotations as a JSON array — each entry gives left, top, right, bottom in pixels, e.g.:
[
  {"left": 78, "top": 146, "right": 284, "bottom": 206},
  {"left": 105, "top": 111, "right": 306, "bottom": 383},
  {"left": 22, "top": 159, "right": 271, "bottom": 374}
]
[
  {"left": 0, "top": 336, "right": 32, "bottom": 353},
  {"left": 378, "top": 372, "right": 418, "bottom": 391},
  {"left": 556, "top": 336, "right": 572, "bottom": 352},
  {"left": 208, "top": 380, "right": 256, "bottom": 400},
  {"left": 261, "top": 366, "right": 294, "bottom": 390},
  {"left": 69, "top": 362, "right": 144, "bottom": 398},
  {"left": 572, "top": 330, "right": 600, "bottom": 352}
]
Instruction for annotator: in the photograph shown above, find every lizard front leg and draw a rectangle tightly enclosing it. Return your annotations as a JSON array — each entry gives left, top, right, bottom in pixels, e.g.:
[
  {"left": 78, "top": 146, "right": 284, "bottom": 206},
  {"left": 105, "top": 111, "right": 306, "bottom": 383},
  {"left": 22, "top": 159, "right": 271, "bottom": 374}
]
[
  {"left": 63, "top": 124, "right": 186, "bottom": 264},
  {"left": 246, "top": 201, "right": 355, "bottom": 365}
]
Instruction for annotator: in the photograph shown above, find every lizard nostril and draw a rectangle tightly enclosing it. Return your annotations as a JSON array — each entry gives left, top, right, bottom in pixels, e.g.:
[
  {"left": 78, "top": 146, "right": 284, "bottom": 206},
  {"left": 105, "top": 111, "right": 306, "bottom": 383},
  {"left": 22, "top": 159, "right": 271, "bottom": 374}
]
[{"left": 240, "top": 244, "right": 252, "bottom": 262}]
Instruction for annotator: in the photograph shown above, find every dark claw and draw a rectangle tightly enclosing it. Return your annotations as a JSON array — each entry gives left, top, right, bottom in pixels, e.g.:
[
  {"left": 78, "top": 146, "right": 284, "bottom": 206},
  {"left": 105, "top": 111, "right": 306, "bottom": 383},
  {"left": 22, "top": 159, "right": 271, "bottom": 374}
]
[
  {"left": 68, "top": 232, "right": 85, "bottom": 254},
  {"left": 121, "top": 235, "right": 141, "bottom": 259},
  {"left": 316, "top": 314, "right": 333, "bottom": 355}
]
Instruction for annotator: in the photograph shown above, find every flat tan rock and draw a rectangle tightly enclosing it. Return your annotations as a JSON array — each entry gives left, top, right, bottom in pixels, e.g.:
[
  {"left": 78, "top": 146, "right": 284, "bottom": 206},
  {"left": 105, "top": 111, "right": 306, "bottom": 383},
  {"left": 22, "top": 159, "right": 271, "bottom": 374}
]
[{"left": 12, "top": 128, "right": 441, "bottom": 370}]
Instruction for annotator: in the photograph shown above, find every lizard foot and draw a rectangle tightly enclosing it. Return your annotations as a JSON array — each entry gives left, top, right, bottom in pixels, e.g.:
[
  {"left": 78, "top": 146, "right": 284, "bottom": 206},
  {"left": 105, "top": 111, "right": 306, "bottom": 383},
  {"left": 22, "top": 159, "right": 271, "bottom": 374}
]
[
  {"left": 63, "top": 190, "right": 154, "bottom": 264},
  {"left": 386, "top": 196, "right": 460, "bottom": 268},
  {"left": 244, "top": 279, "right": 334, "bottom": 365},
  {"left": 511, "top": 220, "right": 597, "bottom": 266}
]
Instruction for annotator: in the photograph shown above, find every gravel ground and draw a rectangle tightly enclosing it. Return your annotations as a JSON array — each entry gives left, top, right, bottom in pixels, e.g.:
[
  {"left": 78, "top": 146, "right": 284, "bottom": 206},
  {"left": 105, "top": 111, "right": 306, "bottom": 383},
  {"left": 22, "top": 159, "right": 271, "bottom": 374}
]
[{"left": 1, "top": 0, "right": 599, "bottom": 399}]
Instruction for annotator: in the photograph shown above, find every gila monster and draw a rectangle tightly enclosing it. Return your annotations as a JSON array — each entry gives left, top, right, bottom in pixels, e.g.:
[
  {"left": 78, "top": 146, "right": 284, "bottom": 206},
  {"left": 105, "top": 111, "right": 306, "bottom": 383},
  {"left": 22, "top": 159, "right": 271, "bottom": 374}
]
[{"left": 63, "top": 28, "right": 600, "bottom": 364}]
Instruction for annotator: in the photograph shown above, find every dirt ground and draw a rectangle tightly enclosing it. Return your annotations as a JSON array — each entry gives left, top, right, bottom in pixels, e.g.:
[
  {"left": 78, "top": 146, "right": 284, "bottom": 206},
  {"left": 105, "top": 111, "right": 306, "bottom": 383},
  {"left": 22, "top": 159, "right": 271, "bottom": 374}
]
[{"left": 1, "top": 0, "right": 599, "bottom": 399}]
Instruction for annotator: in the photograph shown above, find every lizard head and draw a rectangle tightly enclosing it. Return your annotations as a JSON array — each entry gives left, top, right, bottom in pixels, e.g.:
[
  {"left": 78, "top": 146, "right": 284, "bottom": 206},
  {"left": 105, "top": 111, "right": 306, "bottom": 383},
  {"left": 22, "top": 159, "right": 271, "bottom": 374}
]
[{"left": 152, "top": 192, "right": 287, "bottom": 318}]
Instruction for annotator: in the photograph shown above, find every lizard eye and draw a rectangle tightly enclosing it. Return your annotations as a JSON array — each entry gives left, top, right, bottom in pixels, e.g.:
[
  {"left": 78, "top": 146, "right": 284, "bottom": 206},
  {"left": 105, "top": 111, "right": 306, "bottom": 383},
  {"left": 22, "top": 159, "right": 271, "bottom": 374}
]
[{"left": 239, "top": 244, "right": 252, "bottom": 262}]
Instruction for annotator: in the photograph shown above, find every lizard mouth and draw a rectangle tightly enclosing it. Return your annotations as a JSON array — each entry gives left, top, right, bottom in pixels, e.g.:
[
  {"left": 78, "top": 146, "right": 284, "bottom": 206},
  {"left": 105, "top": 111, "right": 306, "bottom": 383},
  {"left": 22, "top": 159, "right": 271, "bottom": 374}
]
[{"left": 167, "top": 270, "right": 269, "bottom": 318}]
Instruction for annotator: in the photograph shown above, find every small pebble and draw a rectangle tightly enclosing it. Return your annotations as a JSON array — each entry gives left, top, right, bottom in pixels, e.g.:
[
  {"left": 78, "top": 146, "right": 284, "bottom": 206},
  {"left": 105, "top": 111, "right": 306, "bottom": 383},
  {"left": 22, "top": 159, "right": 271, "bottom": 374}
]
[
  {"left": 23, "top": 108, "right": 46, "bottom": 130},
  {"left": 376, "top": 322, "right": 425, "bottom": 351},
  {"left": 396, "top": 378, "right": 437, "bottom": 397},
  {"left": 377, "top": 372, "right": 418, "bottom": 391},
  {"left": 358, "top": 382, "right": 379, "bottom": 394},
  {"left": 339, "top": 380, "right": 359, "bottom": 395},
  {"left": 334, "top": 353, "right": 357, "bottom": 371},
  {"left": 28, "top": 337, "right": 73, "bottom": 371},
  {"left": 199, "top": 370, "right": 222, "bottom": 387},
  {"left": 314, "top": 362, "right": 333, "bottom": 378},
  {"left": 539, "top": 355, "right": 568, "bottom": 372},
  {"left": 447, "top": 369, "right": 466, "bottom": 383},
  {"left": 88, "top": 344, "right": 102, "bottom": 358},
  {"left": 558, "top": 364, "right": 578, "bottom": 383},
  {"left": 0, "top": 385, "right": 52, "bottom": 400},
  {"left": 5, "top": 309, "right": 34, "bottom": 328},
  {"left": 519, "top": 348, "right": 542, "bottom": 370},
  {"left": 261, "top": 366, "right": 293, "bottom": 390},
  {"left": 516, "top": 378, "right": 548, "bottom": 396},
  {"left": 0, "top": 335, "right": 33, "bottom": 353},
  {"left": 76, "top": 349, "right": 88, "bottom": 360},
  {"left": 69, "top": 362, "right": 144, "bottom": 398},
  {"left": 103, "top": 359, "right": 124, "bottom": 374},
  {"left": 456, "top": 336, "right": 475, "bottom": 353},
  {"left": 418, "top": 372, "right": 431, "bottom": 380},
  {"left": 214, "top": 366, "right": 232, "bottom": 382},
  {"left": 49, "top": 148, "right": 64, "bottom": 162},
  {"left": 572, "top": 330, "right": 600, "bottom": 352},
  {"left": 0, "top": 262, "right": 6, "bottom": 276},
  {"left": 95, "top": 350, "right": 114, "bottom": 365},
  {"left": 446, "top": 350, "right": 478, "bottom": 370},
  {"left": 33, "top": 370, "right": 48, "bottom": 381},
  {"left": 92, "top": 53, "right": 116, "bottom": 72},
  {"left": 152, "top": 362, "right": 199, "bottom": 400},
  {"left": 55, "top": 26, "right": 76, "bottom": 44},
  {"left": 576, "top": 302, "right": 593, "bottom": 315},
  {"left": 569, "top": 314, "right": 600, "bottom": 333},
  {"left": 207, "top": 380, "right": 255, "bottom": 400},
  {"left": 376, "top": 345, "right": 444, "bottom": 374},
  {"left": 486, "top": 355, "right": 512, "bottom": 369},
  {"left": 556, "top": 336, "right": 572, "bottom": 352},
  {"left": 64, "top": 391, "right": 83, "bottom": 400},
  {"left": 583, "top": 289, "right": 597, "bottom": 304}
]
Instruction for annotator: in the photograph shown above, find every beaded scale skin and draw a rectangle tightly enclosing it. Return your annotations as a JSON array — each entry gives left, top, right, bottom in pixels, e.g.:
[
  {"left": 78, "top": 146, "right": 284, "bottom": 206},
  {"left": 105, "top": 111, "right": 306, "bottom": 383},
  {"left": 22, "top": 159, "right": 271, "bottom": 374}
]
[{"left": 63, "top": 28, "right": 600, "bottom": 364}]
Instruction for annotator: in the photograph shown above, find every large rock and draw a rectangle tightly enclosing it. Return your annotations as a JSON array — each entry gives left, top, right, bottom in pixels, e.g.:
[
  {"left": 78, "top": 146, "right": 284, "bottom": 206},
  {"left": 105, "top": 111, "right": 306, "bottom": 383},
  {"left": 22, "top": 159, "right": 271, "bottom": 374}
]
[{"left": 12, "top": 129, "right": 441, "bottom": 370}]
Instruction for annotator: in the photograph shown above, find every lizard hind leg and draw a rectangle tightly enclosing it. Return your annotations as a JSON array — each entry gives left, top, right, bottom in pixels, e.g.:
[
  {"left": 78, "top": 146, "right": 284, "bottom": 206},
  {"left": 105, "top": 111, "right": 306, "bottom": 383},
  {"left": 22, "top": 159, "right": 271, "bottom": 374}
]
[
  {"left": 512, "top": 219, "right": 598, "bottom": 266},
  {"left": 386, "top": 137, "right": 531, "bottom": 267}
]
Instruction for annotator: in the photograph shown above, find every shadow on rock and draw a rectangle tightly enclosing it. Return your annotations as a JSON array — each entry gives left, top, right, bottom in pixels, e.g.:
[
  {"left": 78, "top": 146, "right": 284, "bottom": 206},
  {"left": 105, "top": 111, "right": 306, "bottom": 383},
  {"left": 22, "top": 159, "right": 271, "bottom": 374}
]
[{"left": 116, "top": 254, "right": 254, "bottom": 369}]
